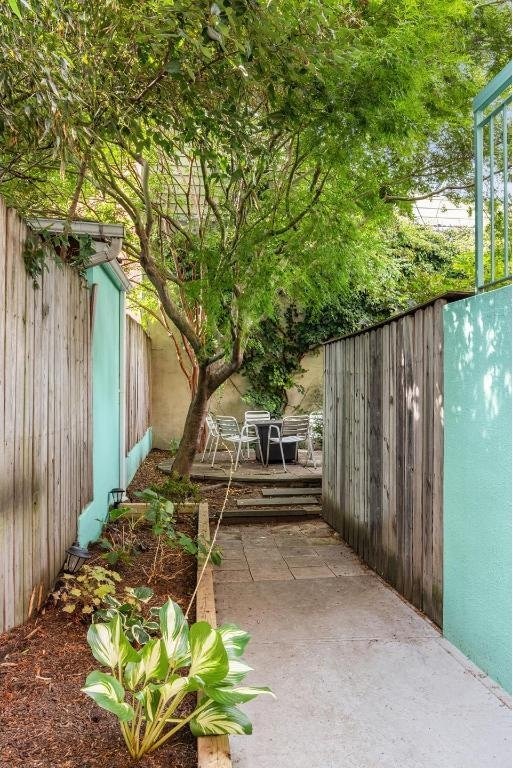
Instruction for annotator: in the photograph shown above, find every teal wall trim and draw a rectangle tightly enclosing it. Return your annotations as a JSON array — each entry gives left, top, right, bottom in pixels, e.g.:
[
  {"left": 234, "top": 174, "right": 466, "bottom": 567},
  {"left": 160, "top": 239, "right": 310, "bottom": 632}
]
[
  {"left": 78, "top": 264, "right": 121, "bottom": 546},
  {"left": 443, "top": 285, "right": 512, "bottom": 692},
  {"left": 126, "top": 428, "right": 153, "bottom": 485}
]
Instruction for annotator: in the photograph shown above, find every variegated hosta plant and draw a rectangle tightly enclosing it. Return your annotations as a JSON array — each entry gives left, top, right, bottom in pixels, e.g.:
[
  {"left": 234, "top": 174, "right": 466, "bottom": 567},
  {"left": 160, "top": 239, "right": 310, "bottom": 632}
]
[{"left": 82, "top": 599, "right": 273, "bottom": 759}]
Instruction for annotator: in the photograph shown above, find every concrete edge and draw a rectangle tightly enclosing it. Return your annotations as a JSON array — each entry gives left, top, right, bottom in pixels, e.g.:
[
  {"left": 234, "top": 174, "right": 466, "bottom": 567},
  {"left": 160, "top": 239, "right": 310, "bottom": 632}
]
[
  {"left": 196, "top": 502, "right": 232, "bottom": 768},
  {"left": 435, "top": 636, "right": 512, "bottom": 708}
]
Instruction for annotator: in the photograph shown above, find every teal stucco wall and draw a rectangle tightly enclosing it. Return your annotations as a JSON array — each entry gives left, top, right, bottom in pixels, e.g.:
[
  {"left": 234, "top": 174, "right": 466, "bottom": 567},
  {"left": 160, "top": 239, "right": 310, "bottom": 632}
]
[
  {"left": 126, "top": 428, "right": 153, "bottom": 485},
  {"left": 78, "top": 265, "right": 121, "bottom": 546},
  {"left": 443, "top": 285, "right": 512, "bottom": 693}
]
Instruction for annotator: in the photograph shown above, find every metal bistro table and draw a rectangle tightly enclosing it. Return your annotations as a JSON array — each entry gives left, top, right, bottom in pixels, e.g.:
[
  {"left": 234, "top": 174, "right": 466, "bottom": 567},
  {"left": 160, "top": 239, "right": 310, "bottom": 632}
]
[{"left": 253, "top": 419, "right": 298, "bottom": 465}]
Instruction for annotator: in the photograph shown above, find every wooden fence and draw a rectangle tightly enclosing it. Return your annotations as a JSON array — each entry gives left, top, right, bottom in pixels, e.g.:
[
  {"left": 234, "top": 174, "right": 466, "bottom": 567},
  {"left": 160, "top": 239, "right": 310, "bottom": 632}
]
[
  {"left": 125, "top": 315, "right": 151, "bottom": 453},
  {"left": 323, "top": 293, "right": 468, "bottom": 626},
  {"left": 0, "top": 202, "right": 92, "bottom": 634}
]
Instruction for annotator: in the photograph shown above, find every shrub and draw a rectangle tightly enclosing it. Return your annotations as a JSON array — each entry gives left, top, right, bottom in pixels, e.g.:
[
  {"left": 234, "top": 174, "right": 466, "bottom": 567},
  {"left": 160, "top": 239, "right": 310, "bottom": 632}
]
[
  {"left": 82, "top": 601, "right": 274, "bottom": 758},
  {"left": 93, "top": 586, "right": 159, "bottom": 645},
  {"left": 150, "top": 473, "right": 201, "bottom": 504},
  {"left": 52, "top": 565, "right": 122, "bottom": 616}
]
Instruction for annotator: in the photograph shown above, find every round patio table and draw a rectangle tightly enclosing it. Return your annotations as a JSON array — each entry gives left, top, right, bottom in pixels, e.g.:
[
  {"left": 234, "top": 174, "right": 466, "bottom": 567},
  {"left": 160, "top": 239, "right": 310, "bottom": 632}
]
[{"left": 253, "top": 419, "right": 298, "bottom": 465}]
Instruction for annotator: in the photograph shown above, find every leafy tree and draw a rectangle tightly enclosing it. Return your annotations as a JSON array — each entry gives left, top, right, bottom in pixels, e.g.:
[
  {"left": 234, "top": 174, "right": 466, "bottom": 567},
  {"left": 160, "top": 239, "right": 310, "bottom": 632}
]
[
  {"left": 0, "top": 0, "right": 510, "bottom": 474},
  {"left": 242, "top": 220, "right": 474, "bottom": 414}
]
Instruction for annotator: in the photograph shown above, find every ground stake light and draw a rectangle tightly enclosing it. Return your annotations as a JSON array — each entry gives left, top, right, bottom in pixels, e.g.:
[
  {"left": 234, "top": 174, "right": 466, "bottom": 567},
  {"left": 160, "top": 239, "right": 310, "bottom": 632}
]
[
  {"left": 109, "top": 487, "right": 125, "bottom": 509},
  {"left": 64, "top": 542, "right": 91, "bottom": 574}
]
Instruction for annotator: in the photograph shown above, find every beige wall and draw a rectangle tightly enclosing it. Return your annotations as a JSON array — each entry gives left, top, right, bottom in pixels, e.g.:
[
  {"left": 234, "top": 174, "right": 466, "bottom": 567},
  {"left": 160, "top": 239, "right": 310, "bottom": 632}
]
[{"left": 149, "top": 321, "right": 324, "bottom": 449}]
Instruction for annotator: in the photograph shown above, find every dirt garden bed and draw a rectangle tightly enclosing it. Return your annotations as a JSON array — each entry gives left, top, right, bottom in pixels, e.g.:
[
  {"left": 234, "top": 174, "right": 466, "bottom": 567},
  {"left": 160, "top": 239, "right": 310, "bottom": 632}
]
[
  {"left": 0, "top": 503, "right": 198, "bottom": 768},
  {"left": 0, "top": 450, "right": 256, "bottom": 768}
]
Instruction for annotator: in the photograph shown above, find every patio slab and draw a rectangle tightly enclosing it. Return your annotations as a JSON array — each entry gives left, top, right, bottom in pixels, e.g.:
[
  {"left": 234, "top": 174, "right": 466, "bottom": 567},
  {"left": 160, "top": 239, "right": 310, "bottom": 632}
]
[{"left": 214, "top": 519, "right": 511, "bottom": 768}]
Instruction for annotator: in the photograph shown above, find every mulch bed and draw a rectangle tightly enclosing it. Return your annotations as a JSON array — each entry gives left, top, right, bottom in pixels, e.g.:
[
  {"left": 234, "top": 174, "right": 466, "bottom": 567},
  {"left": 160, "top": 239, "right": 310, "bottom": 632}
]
[
  {"left": 0, "top": 499, "right": 198, "bottom": 768},
  {"left": 0, "top": 449, "right": 268, "bottom": 768},
  {"left": 127, "top": 448, "right": 264, "bottom": 515}
]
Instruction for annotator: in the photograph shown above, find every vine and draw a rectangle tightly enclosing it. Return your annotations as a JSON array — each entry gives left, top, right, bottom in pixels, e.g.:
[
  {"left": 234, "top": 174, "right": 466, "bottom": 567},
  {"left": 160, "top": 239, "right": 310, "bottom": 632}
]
[{"left": 23, "top": 228, "right": 96, "bottom": 287}]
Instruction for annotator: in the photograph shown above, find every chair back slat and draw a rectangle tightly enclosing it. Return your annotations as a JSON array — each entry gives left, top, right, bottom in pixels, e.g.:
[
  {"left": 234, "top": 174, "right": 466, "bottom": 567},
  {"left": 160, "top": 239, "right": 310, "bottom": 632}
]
[
  {"left": 281, "top": 415, "right": 310, "bottom": 438},
  {"left": 244, "top": 410, "right": 270, "bottom": 424},
  {"left": 206, "top": 412, "right": 219, "bottom": 436},
  {"left": 216, "top": 416, "right": 241, "bottom": 438}
]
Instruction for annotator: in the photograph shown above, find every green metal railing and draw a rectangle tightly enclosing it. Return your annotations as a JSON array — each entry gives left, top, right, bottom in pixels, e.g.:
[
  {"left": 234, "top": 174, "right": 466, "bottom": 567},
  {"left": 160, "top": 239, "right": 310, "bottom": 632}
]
[{"left": 474, "top": 62, "right": 512, "bottom": 291}]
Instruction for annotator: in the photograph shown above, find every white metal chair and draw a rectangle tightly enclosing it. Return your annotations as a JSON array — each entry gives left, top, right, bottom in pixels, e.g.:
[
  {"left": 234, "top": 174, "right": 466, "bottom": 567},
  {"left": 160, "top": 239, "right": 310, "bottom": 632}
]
[
  {"left": 201, "top": 413, "right": 219, "bottom": 462},
  {"left": 211, "top": 416, "right": 260, "bottom": 470},
  {"left": 307, "top": 411, "right": 323, "bottom": 468},
  {"left": 243, "top": 410, "right": 270, "bottom": 458},
  {"left": 266, "top": 415, "right": 310, "bottom": 471}
]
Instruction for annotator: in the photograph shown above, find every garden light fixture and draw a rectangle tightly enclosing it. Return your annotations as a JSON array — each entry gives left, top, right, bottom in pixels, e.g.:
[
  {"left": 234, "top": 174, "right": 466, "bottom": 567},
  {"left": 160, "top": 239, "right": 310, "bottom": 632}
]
[
  {"left": 63, "top": 541, "right": 91, "bottom": 574},
  {"left": 109, "top": 487, "right": 125, "bottom": 509}
]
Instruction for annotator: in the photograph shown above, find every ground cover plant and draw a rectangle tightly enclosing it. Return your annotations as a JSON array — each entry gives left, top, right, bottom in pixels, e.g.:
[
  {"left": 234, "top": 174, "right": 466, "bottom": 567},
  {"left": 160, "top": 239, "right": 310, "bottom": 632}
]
[
  {"left": 0, "top": 502, "right": 199, "bottom": 768},
  {"left": 83, "top": 605, "right": 273, "bottom": 759}
]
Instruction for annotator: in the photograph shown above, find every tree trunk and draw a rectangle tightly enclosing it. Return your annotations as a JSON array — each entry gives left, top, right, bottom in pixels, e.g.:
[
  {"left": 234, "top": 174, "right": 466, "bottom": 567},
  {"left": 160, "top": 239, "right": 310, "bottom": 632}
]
[{"left": 172, "top": 365, "right": 211, "bottom": 476}]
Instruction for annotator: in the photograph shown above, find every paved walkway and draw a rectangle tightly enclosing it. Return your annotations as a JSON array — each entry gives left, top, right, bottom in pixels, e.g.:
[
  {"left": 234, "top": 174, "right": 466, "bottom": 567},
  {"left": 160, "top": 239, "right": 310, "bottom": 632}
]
[{"left": 214, "top": 519, "right": 512, "bottom": 768}]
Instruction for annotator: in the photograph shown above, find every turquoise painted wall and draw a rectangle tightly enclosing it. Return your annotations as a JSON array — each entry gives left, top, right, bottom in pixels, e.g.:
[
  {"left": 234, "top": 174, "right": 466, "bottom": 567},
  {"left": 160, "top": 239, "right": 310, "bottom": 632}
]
[
  {"left": 443, "top": 285, "right": 512, "bottom": 693},
  {"left": 78, "top": 265, "right": 121, "bottom": 546},
  {"left": 126, "top": 428, "right": 153, "bottom": 485}
]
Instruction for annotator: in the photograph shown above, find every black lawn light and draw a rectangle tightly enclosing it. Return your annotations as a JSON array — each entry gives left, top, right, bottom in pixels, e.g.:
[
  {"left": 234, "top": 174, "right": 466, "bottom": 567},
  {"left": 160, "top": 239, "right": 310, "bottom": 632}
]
[
  {"left": 109, "top": 487, "right": 126, "bottom": 509},
  {"left": 63, "top": 541, "right": 91, "bottom": 574}
]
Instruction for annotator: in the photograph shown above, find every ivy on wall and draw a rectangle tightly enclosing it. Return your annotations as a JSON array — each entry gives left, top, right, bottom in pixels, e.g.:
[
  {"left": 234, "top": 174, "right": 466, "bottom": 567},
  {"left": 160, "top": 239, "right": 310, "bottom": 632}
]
[{"left": 23, "top": 229, "right": 95, "bottom": 287}]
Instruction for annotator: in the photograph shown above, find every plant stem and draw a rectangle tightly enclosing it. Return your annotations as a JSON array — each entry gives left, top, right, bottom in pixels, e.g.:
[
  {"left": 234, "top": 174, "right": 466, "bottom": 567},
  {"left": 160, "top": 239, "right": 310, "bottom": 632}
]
[{"left": 146, "top": 699, "right": 211, "bottom": 755}]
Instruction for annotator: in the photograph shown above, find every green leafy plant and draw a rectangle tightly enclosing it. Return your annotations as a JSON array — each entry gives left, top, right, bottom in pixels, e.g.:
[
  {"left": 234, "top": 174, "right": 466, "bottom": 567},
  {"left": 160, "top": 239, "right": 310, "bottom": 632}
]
[
  {"left": 168, "top": 438, "right": 180, "bottom": 456},
  {"left": 135, "top": 489, "right": 177, "bottom": 538},
  {"left": 150, "top": 473, "right": 201, "bottom": 504},
  {"left": 177, "top": 532, "right": 223, "bottom": 566},
  {"left": 93, "top": 586, "right": 159, "bottom": 645},
  {"left": 82, "top": 601, "right": 274, "bottom": 758},
  {"left": 98, "top": 537, "right": 136, "bottom": 566},
  {"left": 23, "top": 228, "right": 95, "bottom": 287},
  {"left": 53, "top": 565, "right": 121, "bottom": 616}
]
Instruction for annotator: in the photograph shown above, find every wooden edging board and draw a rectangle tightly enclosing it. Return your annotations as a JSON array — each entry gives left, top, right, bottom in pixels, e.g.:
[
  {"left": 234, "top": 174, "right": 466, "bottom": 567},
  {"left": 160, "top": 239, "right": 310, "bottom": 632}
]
[
  {"left": 196, "top": 502, "right": 232, "bottom": 768},
  {"left": 121, "top": 501, "right": 232, "bottom": 766}
]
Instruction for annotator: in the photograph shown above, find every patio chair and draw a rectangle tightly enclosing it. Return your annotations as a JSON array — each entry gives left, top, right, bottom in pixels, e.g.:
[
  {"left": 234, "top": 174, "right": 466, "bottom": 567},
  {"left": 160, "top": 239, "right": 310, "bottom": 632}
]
[
  {"left": 243, "top": 410, "right": 270, "bottom": 458},
  {"left": 201, "top": 412, "right": 219, "bottom": 463},
  {"left": 266, "top": 414, "right": 311, "bottom": 471},
  {"left": 307, "top": 411, "right": 323, "bottom": 469},
  {"left": 211, "top": 416, "right": 260, "bottom": 470}
]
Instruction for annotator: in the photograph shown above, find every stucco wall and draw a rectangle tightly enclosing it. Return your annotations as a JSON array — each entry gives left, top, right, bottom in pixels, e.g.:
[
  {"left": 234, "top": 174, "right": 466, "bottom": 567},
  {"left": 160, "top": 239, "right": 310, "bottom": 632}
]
[
  {"left": 126, "top": 427, "right": 153, "bottom": 485},
  {"left": 149, "top": 321, "right": 324, "bottom": 448},
  {"left": 78, "top": 265, "right": 121, "bottom": 546},
  {"left": 443, "top": 285, "right": 512, "bottom": 693}
]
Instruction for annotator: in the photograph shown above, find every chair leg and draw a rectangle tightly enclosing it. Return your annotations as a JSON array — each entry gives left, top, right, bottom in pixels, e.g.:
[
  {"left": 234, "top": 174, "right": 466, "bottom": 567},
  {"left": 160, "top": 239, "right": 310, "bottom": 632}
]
[
  {"left": 234, "top": 440, "right": 243, "bottom": 471},
  {"left": 279, "top": 440, "right": 286, "bottom": 472},
  {"left": 310, "top": 437, "right": 317, "bottom": 469},
  {"left": 201, "top": 434, "right": 211, "bottom": 463},
  {"left": 210, "top": 436, "right": 220, "bottom": 468}
]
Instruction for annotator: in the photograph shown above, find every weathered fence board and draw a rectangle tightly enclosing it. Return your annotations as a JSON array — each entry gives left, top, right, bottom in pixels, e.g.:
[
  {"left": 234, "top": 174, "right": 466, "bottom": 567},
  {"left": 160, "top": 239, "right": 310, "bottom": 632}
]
[
  {"left": 125, "top": 315, "right": 152, "bottom": 454},
  {"left": 322, "top": 294, "right": 468, "bottom": 626},
  {"left": 0, "top": 203, "right": 93, "bottom": 634}
]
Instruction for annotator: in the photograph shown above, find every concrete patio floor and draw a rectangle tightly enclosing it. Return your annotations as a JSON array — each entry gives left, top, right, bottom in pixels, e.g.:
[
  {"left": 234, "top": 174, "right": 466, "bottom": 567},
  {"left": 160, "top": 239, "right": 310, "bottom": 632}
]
[
  {"left": 159, "top": 448, "right": 322, "bottom": 483},
  {"left": 214, "top": 519, "right": 512, "bottom": 768}
]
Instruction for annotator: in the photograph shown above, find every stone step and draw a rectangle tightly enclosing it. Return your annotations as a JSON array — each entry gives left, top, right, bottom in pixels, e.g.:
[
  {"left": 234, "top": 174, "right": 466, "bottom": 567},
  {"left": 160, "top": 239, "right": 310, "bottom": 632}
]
[
  {"left": 223, "top": 506, "right": 322, "bottom": 519},
  {"left": 237, "top": 496, "right": 320, "bottom": 507},
  {"left": 261, "top": 487, "right": 322, "bottom": 497}
]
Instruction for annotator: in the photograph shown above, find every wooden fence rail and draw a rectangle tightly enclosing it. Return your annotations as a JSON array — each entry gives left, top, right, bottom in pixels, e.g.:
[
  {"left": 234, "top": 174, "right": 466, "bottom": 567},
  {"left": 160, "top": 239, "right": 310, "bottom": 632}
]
[
  {"left": 323, "top": 293, "right": 468, "bottom": 626},
  {"left": 0, "top": 202, "right": 93, "bottom": 634},
  {"left": 125, "top": 315, "right": 151, "bottom": 454}
]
